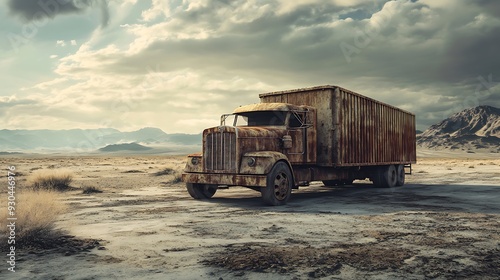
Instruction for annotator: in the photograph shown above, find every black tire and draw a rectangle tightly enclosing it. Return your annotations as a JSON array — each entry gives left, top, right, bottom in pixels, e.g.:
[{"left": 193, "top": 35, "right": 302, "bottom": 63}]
[
  {"left": 186, "top": 183, "right": 218, "bottom": 199},
  {"left": 382, "top": 165, "right": 398, "bottom": 188},
  {"left": 262, "top": 162, "right": 293, "bottom": 206},
  {"left": 396, "top": 165, "right": 405, "bottom": 186},
  {"left": 373, "top": 165, "right": 397, "bottom": 188}
]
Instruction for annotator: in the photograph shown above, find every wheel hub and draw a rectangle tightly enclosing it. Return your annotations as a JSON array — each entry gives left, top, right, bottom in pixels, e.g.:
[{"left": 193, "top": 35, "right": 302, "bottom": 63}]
[{"left": 274, "top": 173, "right": 289, "bottom": 201}]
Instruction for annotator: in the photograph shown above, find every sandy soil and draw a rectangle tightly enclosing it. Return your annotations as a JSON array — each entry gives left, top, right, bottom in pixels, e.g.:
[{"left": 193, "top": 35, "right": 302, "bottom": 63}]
[{"left": 1, "top": 152, "right": 499, "bottom": 279}]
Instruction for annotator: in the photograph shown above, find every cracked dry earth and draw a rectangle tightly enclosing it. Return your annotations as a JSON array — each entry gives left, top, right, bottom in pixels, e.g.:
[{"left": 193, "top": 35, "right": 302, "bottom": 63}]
[{"left": 1, "top": 155, "right": 499, "bottom": 279}]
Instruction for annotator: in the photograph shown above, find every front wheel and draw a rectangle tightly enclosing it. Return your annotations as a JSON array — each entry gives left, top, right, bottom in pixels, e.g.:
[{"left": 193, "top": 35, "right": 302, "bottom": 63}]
[
  {"left": 186, "top": 183, "right": 218, "bottom": 199},
  {"left": 261, "top": 162, "right": 293, "bottom": 206}
]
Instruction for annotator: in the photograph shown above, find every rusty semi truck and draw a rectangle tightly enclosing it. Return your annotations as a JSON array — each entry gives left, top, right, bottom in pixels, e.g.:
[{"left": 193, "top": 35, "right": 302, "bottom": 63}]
[{"left": 182, "top": 85, "right": 417, "bottom": 206}]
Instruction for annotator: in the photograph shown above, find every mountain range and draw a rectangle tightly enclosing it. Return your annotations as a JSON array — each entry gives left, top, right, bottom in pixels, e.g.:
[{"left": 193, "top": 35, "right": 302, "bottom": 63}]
[
  {"left": 417, "top": 105, "right": 500, "bottom": 152},
  {"left": 0, "top": 127, "right": 201, "bottom": 152},
  {"left": 2, "top": 106, "right": 498, "bottom": 153}
]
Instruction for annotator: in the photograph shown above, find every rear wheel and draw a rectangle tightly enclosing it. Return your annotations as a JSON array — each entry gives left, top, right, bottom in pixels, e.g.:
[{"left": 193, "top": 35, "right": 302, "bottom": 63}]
[
  {"left": 396, "top": 165, "right": 405, "bottom": 186},
  {"left": 186, "top": 183, "right": 218, "bottom": 199},
  {"left": 373, "top": 165, "right": 397, "bottom": 188},
  {"left": 262, "top": 162, "right": 293, "bottom": 206}
]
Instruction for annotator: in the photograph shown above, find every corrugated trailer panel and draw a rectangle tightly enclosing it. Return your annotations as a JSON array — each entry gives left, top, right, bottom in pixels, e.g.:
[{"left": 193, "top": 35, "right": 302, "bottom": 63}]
[
  {"left": 260, "top": 85, "right": 416, "bottom": 167},
  {"left": 334, "top": 87, "right": 416, "bottom": 166}
]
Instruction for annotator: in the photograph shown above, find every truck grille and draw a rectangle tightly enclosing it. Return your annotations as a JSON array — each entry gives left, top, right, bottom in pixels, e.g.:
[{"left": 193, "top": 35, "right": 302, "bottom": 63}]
[{"left": 204, "top": 130, "right": 237, "bottom": 172}]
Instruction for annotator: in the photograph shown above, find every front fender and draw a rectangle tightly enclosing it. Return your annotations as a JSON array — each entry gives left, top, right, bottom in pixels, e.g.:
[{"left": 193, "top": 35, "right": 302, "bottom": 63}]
[
  {"left": 240, "top": 151, "right": 290, "bottom": 175},
  {"left": 184, "top": 153, "right": 203, "bottom": 173}
]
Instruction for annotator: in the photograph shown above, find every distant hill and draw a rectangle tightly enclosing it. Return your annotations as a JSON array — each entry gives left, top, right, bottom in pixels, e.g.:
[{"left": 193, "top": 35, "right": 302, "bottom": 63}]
[
  {"left": 99, "top": 143, "right": 152, "bottom": 152},
  {"left": 0, "top": 127, "right": 201, "bottom": 152},
  {"left": 0, "top": 152, "right": 23, "bottom": 155},
  {"left": 418, "top": 106, "right": 500, "bottom": 152}
]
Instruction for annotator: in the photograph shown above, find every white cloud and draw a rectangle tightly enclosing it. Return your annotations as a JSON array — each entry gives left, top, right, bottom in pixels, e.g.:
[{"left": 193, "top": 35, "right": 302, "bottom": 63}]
[
  {"left": 141, "top": 0, "right": 171, "bottom": 22},
  {"left": 71, "top": 40, "right": 77, "bottom": 46},
  {"left": 56, "top": 40, "right": 66, "bottom": 47}
]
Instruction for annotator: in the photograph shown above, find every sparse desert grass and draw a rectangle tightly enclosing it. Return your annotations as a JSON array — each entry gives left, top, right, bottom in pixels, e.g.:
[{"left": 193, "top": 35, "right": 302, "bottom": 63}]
[
  {"left": 0, "top": 190, "right": 67, "bottom": 249},
  {"left": 27, "top": 169, "right": 73, "bottom": 191},
  {"left": 154, "top": 167, "right": 176, "bottom": 176},
  {"left": 82, "top": 186, "right": 103, "bottom": 194},
  {"left": 122, "top": 170, "right": 144, "bottom": 173},
  {"left": 468, "top": 165, "right": 475, "bottom": 168}
]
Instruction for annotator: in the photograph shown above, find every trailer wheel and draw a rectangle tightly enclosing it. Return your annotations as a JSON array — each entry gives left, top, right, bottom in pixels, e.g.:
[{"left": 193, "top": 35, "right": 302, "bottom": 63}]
[
  {"left": 383, "top": 165, "right": 398, "bottom": 188},
  {"left": 262, "top": 162, "right": 292, "bottom": 206},
  {"left": 373, "top": 165, "right": 397, "bottom": 188},
  {"left": 186, "top": 183, "right": 218, "bottom": 199},
  {"left": 396, "top": 165, "right": 405, "bottom": 186}
]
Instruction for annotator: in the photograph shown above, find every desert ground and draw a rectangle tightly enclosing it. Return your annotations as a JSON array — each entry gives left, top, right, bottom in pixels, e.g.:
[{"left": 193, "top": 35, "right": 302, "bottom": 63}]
[{"left": 1, "top": 150, "right": 499, "bottom": 279}]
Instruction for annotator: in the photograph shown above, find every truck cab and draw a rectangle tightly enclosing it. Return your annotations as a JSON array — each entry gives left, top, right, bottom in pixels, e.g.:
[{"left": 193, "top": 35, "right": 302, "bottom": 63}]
[{"left": 182, "top": 103, "right": 316, "bottom": 205}]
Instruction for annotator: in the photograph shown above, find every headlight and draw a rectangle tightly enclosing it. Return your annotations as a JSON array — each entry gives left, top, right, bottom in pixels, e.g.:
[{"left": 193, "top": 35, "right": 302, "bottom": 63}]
[
  {"left": 247, "top": 157, "right": 256, "bottom": 167},
  {"left": 191, "top": 157, "right": 200, "bottom": 165}
]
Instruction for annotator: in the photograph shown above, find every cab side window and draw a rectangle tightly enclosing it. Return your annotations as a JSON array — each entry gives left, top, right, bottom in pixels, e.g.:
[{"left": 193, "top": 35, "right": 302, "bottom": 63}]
[{"left": 289, "top": 113, "right": 305, "bottom": 128}]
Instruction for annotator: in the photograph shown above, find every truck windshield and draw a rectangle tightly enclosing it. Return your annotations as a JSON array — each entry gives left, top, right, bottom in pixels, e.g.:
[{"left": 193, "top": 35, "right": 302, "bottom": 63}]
[{"left": 235, "top": 111, "right": 287, "bottom": 127}]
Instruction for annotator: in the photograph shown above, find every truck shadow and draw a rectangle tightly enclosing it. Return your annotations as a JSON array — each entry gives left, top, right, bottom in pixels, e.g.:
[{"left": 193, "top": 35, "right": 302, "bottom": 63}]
[{"left": 208, "top": 183, "right": 500, "bottom": 215}]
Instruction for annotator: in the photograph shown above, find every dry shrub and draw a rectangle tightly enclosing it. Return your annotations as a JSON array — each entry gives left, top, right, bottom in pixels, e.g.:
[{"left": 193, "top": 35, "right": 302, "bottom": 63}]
[
  {"left": 154, "top": 167, "right": 184, "bottom": 184},
  {"left": 171, "top": 173, "right": 183, "bottom": 184},
  {"left": 153, "top": 167, "right": 176, "bottom": 176},
  {"left": 0, "top": 190, "right": 67, "bottom": 249},
  {"left": 27, "top": 169, "right": 73, "bottom": 191},
  {"left": 82, "top": 186, "right": 103, "bottom": 194}
]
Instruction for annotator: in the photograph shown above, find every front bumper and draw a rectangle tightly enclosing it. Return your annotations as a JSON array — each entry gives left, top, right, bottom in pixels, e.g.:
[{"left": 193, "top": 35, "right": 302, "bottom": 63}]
[{"left": 182, "top": 172, "right": 267, "bottom": 187}]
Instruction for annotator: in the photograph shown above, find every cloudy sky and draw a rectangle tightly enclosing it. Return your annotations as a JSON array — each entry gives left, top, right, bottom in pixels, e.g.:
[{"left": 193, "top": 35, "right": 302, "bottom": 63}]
[{"left": 1, "top": 0, "right": 499, "bottom": 134}]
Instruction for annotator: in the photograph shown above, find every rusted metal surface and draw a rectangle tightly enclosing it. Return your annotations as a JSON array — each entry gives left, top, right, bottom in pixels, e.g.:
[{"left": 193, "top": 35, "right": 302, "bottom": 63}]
[
  {"left": 240, "top": 151, "right": 289, "bottom": 175},
  {"left": 334, "top": 87, "right": 416, "bottom": 166},
  {"left": 233, "top": 103, "right": 305, "bottom": 113},
  {"left": 259, "top": 85, "right": 417, "bottom": 167},
  {"left": 202, "top": 126, "right": 283, "bottom": 174},
  {"left": 204, "top": 126, "right": 237, "bottom": 173},
  {"left": 182, "top": 173, "right": 267, "bottom": 187}
]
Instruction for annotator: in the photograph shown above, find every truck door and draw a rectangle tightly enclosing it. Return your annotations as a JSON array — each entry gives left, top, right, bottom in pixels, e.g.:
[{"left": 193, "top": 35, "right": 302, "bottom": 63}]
[
  {"left": 286, "top": 111, "right": 307, "bottom": 164},
  {"left": 286, "top": 110, "right": 317, "bottom": 164}
]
